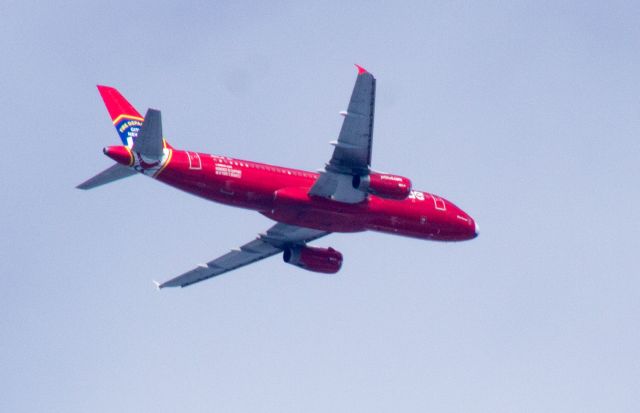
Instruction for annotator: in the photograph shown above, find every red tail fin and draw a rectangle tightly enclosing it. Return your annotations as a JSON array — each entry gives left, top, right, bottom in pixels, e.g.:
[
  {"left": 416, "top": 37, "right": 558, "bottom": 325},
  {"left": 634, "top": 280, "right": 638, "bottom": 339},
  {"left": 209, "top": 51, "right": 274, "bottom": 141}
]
[
  {"left": 97, "top": 85, "right": 143, "bottom": 147},
  {"left": 97, "top": 85, "right": 172, "bottom": 149}
]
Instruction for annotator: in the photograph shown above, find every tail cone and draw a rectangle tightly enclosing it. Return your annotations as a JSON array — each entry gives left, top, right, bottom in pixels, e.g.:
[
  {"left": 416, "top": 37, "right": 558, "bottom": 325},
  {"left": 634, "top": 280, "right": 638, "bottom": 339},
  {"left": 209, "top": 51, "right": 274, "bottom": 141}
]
[{"left": 103, "top": 146, "right": 133, "bottom": 166}]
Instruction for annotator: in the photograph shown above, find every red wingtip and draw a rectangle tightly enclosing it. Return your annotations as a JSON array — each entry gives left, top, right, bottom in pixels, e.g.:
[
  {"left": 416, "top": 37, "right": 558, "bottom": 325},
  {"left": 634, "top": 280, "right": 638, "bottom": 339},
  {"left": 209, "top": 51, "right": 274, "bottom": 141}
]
[{"left": 355, "top": 64, "right": 368, "bottom": 75}]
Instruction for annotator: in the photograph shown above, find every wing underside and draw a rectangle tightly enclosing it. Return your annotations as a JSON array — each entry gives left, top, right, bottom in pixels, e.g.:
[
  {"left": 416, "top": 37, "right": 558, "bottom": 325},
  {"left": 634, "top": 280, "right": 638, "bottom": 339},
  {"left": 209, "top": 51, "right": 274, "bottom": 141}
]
[
  {"left": 158, "top": 223, "right": 329, "bottom": 288},
  {"left": 309, "top": 66, "right": 376, "bottom": 203}
]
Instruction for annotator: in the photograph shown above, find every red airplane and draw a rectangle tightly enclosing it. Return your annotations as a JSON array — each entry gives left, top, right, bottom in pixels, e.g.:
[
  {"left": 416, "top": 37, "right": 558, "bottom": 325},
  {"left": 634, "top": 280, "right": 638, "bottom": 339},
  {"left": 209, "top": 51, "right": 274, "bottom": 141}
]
[{"left": 78, "top": 65, "right": 478, "bottom": 288}]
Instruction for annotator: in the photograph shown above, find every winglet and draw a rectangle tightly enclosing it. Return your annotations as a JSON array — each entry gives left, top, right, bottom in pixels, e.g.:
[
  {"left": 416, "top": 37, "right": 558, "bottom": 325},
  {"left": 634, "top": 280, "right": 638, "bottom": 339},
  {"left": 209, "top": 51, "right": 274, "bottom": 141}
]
[
  {"left": 355, "top": 64, "right": 368, "bottom": 75},
  {"left": 152, "top": 280, "right": 161, "bottom": 290}
]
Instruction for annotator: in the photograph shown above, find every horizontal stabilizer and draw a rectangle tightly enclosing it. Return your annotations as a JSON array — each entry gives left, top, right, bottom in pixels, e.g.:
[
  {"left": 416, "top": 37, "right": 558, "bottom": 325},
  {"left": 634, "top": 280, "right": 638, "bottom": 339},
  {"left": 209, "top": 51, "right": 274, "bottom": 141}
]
[{"left": 76, "top": 163, "right": 137, "bottom": 190}]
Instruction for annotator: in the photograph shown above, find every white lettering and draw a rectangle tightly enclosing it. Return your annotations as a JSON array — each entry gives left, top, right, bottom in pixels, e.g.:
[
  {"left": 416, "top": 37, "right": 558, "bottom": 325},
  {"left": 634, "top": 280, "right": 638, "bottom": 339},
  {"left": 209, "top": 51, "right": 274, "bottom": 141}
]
[
  {"left": 215, "top": 163, "right": 242, "bottom": 178},
  {"left": 408, "top": 190, "right": 425, "bottom": 201}
]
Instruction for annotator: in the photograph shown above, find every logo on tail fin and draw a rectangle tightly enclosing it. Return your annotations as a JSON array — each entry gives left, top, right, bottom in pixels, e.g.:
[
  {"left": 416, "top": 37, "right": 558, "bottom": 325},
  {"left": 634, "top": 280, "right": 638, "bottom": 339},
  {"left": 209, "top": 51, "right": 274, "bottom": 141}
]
[
  {"left": 97, "top": 85, "right": 144, "bottom": 147},
  {"left": 114, "top": 115, "right": 143, "bottom": 147}
]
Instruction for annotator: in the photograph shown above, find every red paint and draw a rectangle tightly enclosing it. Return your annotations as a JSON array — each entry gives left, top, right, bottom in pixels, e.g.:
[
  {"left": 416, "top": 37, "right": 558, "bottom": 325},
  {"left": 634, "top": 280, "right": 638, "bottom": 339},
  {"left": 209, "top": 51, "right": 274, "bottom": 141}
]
[
  {"left": 97, "top": 85, "right": 142, "bottom": 120},
  {"left": 103, "top": 145, "right": 132, "bottom": 166},
  {"left": 360, "top": 173, "right": 412, "bottom": 200},
  {"left": 355, "top": 64, "right": 368, "bottom": 75},
  {"left": 90, "top": 77, "right": 478, "bottom": 285},
  {"left": 284, "top": 245, "right": 343, "bottom": 274},
  {"left": 97, "top": 85, "right": 173, "bottom": 149},
  {"left": 151, "top": 149, "right": 478, "bottom": 242}
]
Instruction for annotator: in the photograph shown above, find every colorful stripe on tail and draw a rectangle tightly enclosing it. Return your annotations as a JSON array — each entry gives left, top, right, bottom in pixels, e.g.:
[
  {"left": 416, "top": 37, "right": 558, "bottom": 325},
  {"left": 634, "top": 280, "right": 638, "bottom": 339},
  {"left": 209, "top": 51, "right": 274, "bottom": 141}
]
[{"left": 97, "top": 85, "right": 144, "bottom": 147}]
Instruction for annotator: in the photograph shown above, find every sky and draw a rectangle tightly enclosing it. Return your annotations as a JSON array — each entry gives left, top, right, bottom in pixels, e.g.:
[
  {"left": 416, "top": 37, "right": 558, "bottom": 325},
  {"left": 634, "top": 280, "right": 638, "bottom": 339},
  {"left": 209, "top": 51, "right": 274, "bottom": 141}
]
[{"left": 1, "top": 1, "right": 639, "bottom": 411}]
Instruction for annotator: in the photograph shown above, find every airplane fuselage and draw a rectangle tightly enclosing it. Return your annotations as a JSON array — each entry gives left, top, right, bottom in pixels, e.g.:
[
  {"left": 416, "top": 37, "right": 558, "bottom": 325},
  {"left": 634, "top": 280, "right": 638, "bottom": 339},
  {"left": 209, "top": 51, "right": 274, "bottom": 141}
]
[{"left": 107, "top": 145, "right": 478, "bottom": 242}]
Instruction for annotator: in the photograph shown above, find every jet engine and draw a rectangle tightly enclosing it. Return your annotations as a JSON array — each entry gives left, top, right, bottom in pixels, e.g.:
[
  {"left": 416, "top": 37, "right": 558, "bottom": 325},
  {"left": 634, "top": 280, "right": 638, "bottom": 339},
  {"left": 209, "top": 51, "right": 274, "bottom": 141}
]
[
  {"left": 283, "top": 245, "right": 343, "bottom": 274},
  {"left": 352, "top": 173, "right": 412, "bottom": 200}
]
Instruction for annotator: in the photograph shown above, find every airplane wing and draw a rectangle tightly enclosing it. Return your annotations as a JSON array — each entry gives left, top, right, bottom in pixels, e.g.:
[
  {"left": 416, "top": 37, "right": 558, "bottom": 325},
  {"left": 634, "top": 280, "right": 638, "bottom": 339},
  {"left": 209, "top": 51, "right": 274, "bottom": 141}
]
[
  {"left": 158, "top": 223, "right": 329, "bottom": 288},
  {"left": 308, "top": 65, "right": 376, "bottom": 203}
]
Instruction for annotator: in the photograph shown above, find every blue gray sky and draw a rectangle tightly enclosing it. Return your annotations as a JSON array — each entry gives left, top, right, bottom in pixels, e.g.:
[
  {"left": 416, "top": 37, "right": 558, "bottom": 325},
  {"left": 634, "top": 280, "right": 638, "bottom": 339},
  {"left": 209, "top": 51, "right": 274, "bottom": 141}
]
[{"left": 1, "top": 1, "right": 639, "bottom": 411}]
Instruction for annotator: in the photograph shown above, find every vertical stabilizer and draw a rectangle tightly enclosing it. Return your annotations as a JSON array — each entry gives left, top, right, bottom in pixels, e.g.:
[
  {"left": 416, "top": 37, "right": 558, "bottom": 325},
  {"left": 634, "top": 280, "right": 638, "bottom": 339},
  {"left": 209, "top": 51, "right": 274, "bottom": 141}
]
[
  {"left": 133, "top": 109, "right": 164, "bottom": 159},
  {"left": 97, "top": 85, "right": 148, "bottom": 147}
]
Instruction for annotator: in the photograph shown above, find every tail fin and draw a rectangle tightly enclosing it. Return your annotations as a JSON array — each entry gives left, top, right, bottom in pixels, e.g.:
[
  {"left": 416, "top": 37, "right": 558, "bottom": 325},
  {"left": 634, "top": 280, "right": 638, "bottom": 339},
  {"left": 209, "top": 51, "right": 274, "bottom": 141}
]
[
  {"left": 133, "top": 109, "right": 165, "bottom": 158},
  {"left": 79, "top": 87, "right": 174, "bottom": 191},
  {"left": 97, "top": 85, "right": 144, "bottom": 147}
]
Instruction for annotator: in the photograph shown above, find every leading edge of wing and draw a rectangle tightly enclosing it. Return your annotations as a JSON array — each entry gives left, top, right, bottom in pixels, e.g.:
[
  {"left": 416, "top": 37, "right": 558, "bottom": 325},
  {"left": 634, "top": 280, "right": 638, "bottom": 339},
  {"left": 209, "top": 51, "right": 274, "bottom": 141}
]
[{"left": 158, "top": 223, "right": 329, "bottom": 288}]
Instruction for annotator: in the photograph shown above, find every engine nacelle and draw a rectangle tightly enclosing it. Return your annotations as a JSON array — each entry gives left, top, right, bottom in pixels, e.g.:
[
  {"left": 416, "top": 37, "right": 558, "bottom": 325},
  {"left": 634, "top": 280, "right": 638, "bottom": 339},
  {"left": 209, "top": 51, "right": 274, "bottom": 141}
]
[
  {"left": 283, "top": 245, "right": 343, "bottom": 274},
  {"left": 352, "top": 173, "right": 412, "bottom": 200}
]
